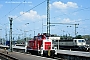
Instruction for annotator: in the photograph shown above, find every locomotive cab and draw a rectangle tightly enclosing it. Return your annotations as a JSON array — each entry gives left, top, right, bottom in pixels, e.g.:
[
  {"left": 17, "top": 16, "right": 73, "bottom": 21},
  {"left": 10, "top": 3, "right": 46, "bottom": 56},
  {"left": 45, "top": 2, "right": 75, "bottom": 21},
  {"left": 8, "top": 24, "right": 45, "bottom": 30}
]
[
  {"left": 40, "top": 38, "right": 57, "bottom": 57},
  {"left": 73, "top": 39, "right": 86, "bottom": 46},
  {"left": 73, "top": 39, "right": 87, "bottom": 51}
]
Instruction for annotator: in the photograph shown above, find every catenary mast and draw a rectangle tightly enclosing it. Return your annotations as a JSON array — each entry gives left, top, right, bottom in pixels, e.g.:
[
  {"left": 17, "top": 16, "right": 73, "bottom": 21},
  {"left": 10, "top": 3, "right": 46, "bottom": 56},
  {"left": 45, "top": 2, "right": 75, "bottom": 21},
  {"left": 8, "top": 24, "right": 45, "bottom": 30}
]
[{"left": 47, "top": 0, "right": 50, "bottom": 36}]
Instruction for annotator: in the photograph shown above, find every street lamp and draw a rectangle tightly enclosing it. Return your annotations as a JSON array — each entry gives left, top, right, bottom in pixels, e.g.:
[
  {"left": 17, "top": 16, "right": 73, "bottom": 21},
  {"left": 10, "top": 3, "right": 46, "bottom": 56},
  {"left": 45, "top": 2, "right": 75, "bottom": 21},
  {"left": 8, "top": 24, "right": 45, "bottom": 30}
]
[
  {"left": 67, "top": 26, "right": 71, "bottom": 27},
  {"left": 67, "top": 26, "right": 71, "bottom": 36},
  {"left": 25, "top": 23, "right": 29, "bottom": 25},
  {"left": 24, "top": 23, "right": 29, "bottom": 52}
]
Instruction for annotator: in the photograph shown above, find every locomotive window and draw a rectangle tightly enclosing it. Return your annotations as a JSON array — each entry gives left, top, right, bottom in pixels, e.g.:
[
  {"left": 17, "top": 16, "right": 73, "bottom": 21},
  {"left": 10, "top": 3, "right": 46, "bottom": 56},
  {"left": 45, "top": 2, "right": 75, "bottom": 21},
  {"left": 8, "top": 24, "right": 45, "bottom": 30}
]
[
  {"left": 16, "top": 44, "right": 25, "bottom": 47},
  {"left": 78, "top": 40, "right": 85, "bottom": 42},
  {"left": 78, "top": 40, "right": 82, "bottom": 42},
  {"left": 82, "top": 40, "right": 85, "bottom": 42},
  {"left": 75, "top": 40, "right": 76, "bottom": 42}
]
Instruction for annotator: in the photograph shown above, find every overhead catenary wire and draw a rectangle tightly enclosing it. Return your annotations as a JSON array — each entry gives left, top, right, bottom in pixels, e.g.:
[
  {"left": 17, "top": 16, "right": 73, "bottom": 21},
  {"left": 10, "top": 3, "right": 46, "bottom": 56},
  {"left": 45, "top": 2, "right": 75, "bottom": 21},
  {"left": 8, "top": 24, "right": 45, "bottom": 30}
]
[
  {"left": 23, "top": 0, "right": 26, "bottom": 13},
  {"left": 8, "top": 0, "right": 47, "bottom": 34},
  {"left": 14, "top": 0, "right": 47, "bottom": 20},
  {"left": 12, "top": 0, "right": 46, "bottom": 31},
  {"left": 0, "top": 0, "right": 23, "bottom": 20},
  {"left": 73, "top": 7, "right": 90, "bottom": 13},
  {"left": 50, "top": 7, "right": 90, "bottom": 23},
  {"left": 0, "top": 0, "right": 43, "bottom": 28}
]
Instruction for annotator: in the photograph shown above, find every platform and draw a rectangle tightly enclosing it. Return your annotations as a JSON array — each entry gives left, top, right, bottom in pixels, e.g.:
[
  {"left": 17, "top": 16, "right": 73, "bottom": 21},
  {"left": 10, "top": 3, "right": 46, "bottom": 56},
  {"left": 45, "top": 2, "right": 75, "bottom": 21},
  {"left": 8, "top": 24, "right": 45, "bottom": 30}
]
[{"left": 57, "top": 50, "right": 90, "bottom": 57}]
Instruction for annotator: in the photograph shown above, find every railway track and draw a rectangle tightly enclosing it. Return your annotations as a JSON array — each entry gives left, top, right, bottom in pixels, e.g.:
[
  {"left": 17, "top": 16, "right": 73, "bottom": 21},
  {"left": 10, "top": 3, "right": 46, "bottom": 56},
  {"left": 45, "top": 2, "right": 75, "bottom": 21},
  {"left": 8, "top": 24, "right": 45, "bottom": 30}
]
[
  {"left": 0, "top": 49, "right": 65, "bottom": 60},
  {"left": 27, "top": 52, "right": 65, "bottom": 60},
  {"left": 25, "top": 53, "right": 65, "bottom": 60},
  {"left": 1, "top": 45, "right": 90, "bottom": 60},
  {"left": 0, "top": 52, "right": 18, "bottom": 60}
]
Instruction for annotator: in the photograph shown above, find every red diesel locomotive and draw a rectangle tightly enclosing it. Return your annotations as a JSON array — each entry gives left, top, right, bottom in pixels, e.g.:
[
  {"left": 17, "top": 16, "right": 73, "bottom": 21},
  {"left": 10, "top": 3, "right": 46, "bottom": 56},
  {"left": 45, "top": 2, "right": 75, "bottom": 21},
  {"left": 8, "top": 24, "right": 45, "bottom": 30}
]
[{"left": 27, "top": 33, "right": 57, "bottom": 57}]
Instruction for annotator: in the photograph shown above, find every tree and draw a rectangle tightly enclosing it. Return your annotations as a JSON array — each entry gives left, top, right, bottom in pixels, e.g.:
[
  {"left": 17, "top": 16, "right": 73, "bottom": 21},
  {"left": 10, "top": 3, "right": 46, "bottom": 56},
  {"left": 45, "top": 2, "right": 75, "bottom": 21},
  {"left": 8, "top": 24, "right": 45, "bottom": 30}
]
[{"left": 75, "top": 35, "right": 83, "bottom": 39}]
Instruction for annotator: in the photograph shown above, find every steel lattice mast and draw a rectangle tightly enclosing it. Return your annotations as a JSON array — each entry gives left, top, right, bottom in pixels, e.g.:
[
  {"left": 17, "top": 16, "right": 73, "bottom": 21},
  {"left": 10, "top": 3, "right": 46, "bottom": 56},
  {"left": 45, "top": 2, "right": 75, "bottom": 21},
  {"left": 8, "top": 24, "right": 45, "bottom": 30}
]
[{"left": 47, "top": 0, "right": 50, "bottom": 36}]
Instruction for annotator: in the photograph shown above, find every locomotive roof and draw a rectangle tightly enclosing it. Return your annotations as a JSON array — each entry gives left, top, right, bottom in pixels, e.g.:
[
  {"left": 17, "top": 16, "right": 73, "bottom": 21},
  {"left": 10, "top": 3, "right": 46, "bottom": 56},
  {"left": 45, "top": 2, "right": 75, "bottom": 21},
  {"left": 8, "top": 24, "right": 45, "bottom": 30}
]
[
  {"left": 60, "top": 39, "right": 85, "bottom": 42},
  {"left": 60, "top": 40, "right": 73, "bottom": 42}
]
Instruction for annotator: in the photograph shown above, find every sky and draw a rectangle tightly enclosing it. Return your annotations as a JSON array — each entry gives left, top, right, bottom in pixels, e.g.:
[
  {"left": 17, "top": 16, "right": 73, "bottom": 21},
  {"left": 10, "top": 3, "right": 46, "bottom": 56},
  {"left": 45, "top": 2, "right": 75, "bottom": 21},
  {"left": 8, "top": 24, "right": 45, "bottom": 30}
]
[{"left": 0, "top": 0, "right": 90, "bottom": 40}]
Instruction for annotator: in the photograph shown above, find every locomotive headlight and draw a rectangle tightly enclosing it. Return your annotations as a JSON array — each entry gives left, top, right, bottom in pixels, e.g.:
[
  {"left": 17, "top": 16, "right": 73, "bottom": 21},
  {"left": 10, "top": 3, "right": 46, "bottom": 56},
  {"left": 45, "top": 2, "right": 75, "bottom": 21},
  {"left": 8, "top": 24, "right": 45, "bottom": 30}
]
[
  {"left": 40, "top": 47, "right": 43, "bottom": 55},
  {"left": 54, "top": 47, "right": 57, "bottom": 55}
]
